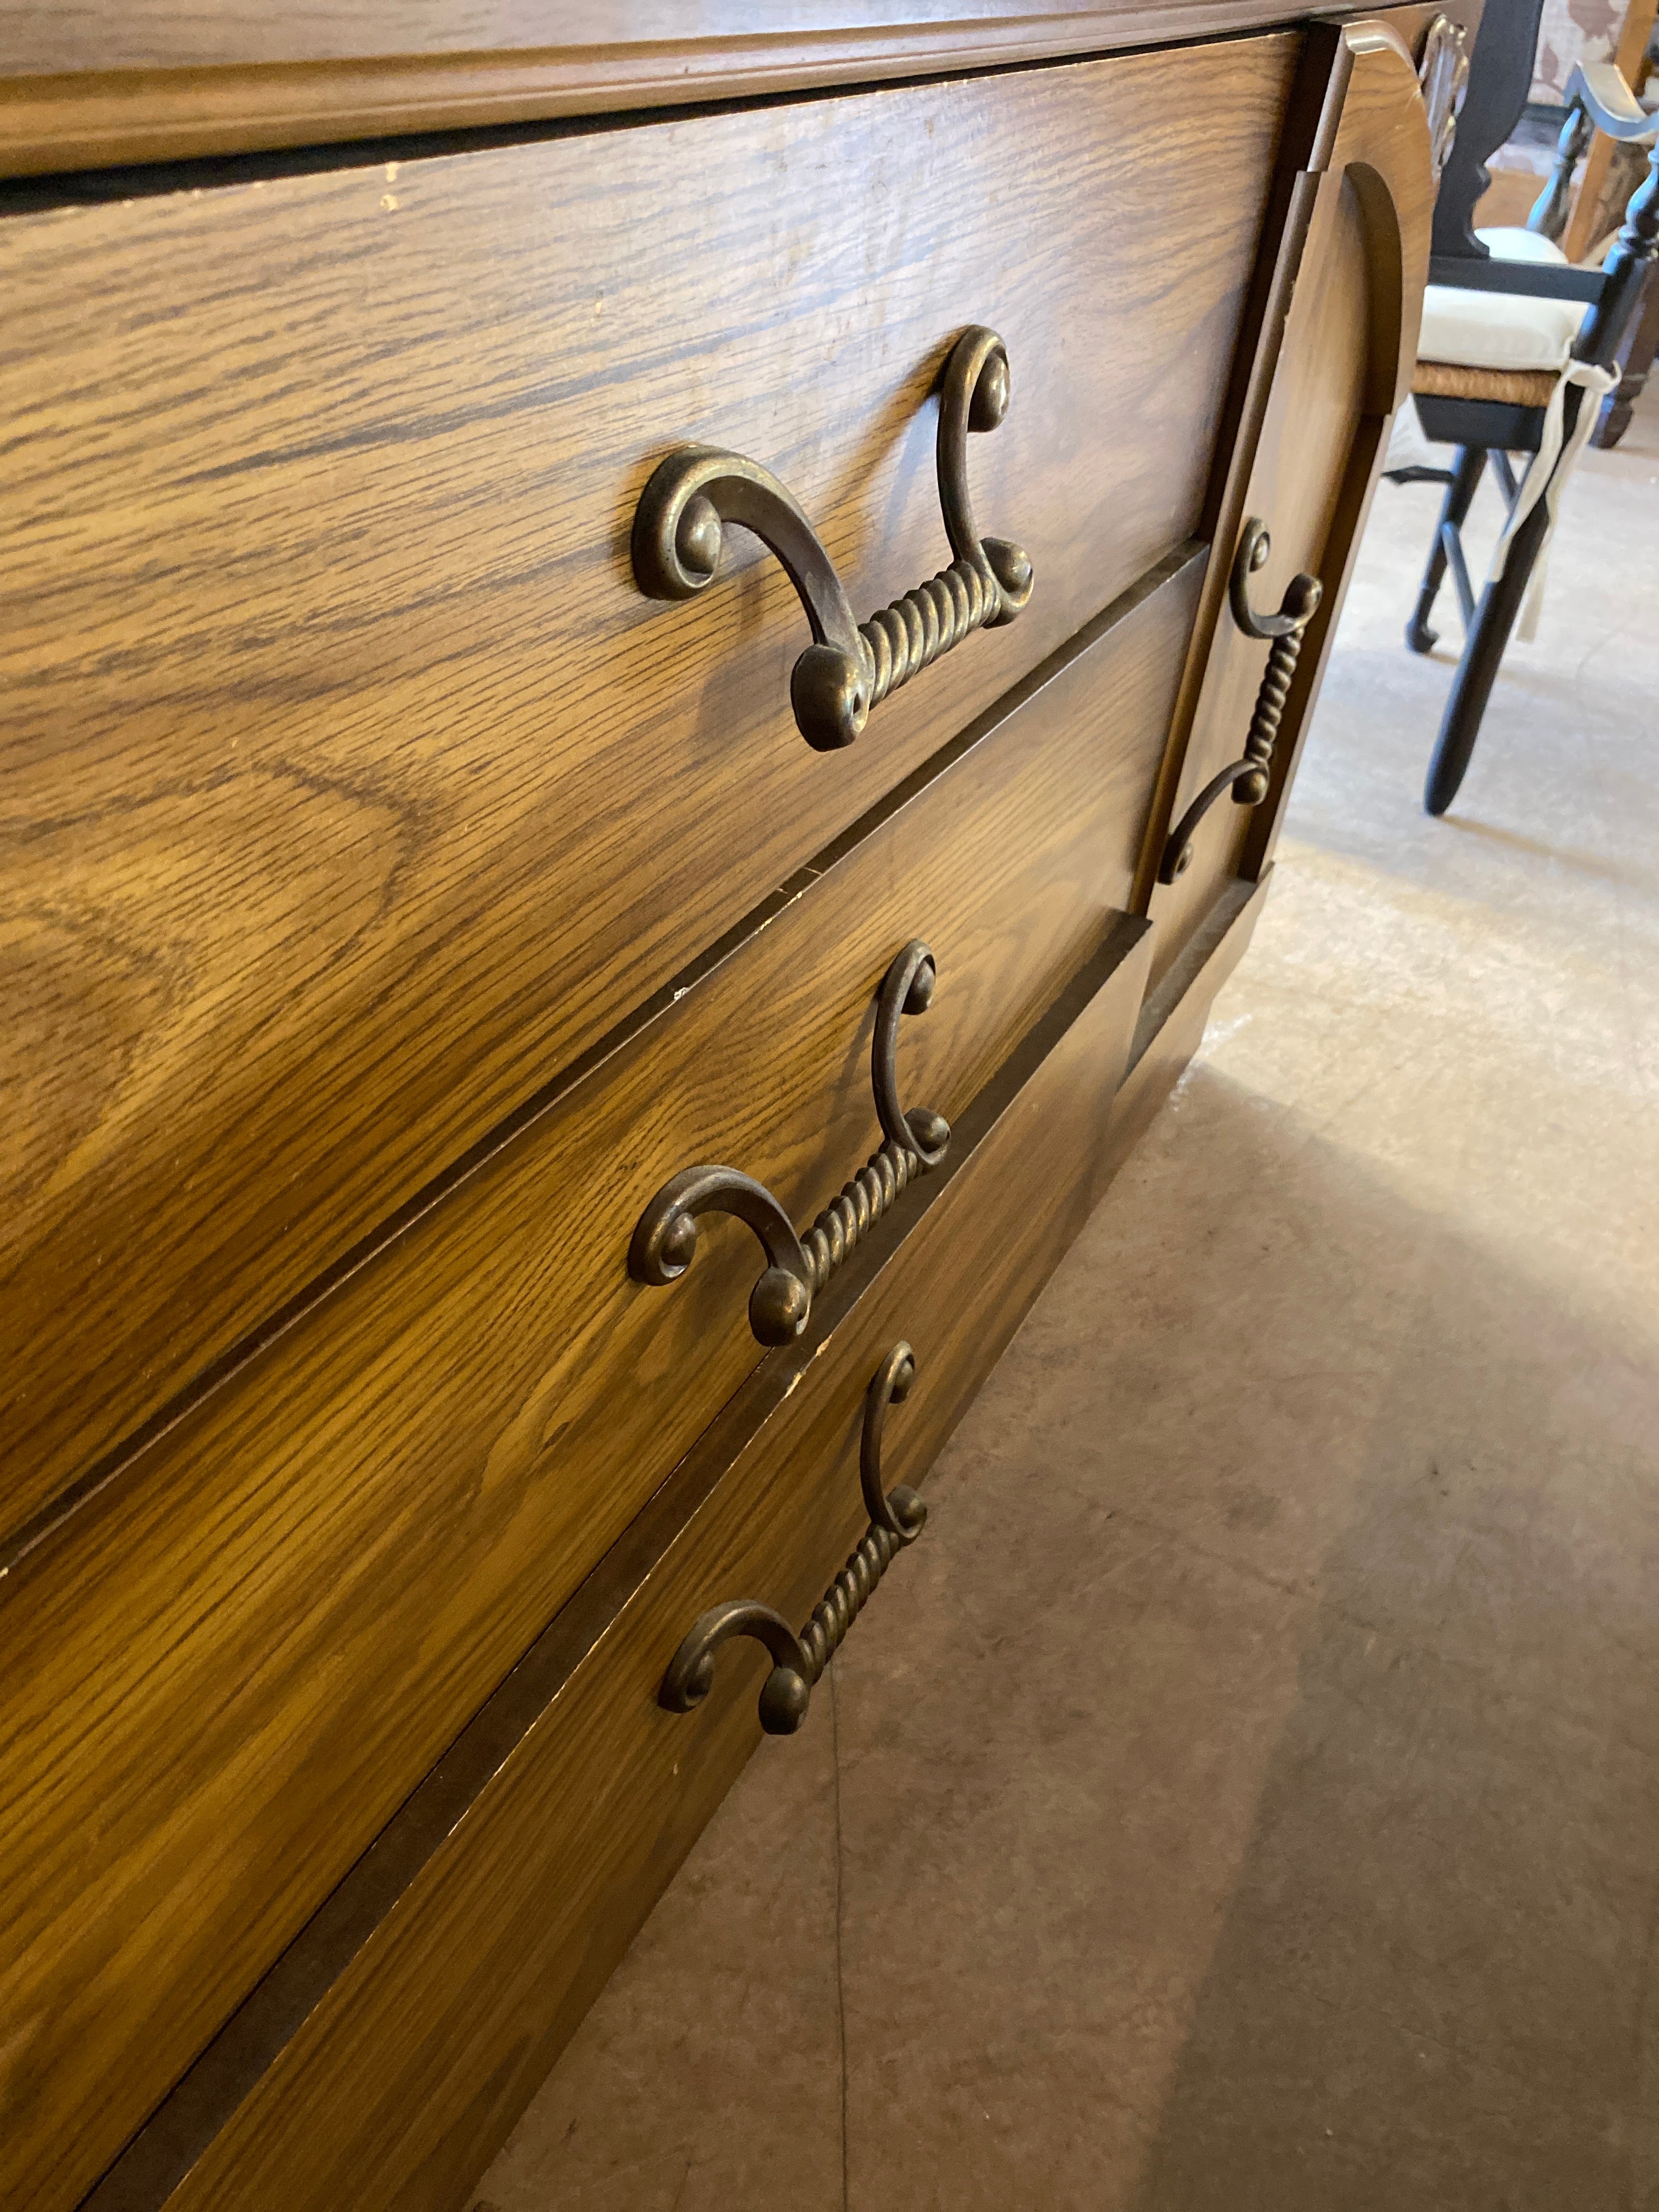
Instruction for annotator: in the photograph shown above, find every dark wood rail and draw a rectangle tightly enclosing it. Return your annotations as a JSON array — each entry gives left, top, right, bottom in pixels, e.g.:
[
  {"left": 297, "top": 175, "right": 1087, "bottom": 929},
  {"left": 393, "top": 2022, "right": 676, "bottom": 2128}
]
[{"left": 6, "top": 0, "right": 1322, "bottom": 178}]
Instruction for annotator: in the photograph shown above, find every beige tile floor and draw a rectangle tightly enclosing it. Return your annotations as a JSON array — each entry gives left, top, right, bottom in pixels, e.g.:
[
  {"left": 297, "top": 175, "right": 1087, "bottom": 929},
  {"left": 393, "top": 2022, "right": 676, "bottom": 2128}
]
[{"left": 475, "top": 387, "right": 1659, "bottom": 2211}]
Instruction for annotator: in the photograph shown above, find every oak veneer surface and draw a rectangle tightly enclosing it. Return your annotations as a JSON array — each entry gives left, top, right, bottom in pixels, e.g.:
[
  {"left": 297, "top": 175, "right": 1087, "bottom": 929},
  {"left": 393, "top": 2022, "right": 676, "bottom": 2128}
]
[
  {"left": 1240, "top": 20, "right": 1434, "bottom": 882},
  {"left": 87, "top": 918, "right": 1154, "bottom": 2212},
  {"left": 1144, "top": 19, "right": 1431, "bottom": 975},
  {"left": 0, "top": 552, "right": 1201, "bottom": 2212},
  {"left": 0, "top": 1, "right": 1298, "bottom": 70},
  {"left": 0, "top": 4, "right": 1323, "bottom": 177},
  {"left": 0, "top": 35, "right": 1296, "bottom": 1551},
  {"left": 1148, "top": 169, "right": 1378, "bottom": 973}
]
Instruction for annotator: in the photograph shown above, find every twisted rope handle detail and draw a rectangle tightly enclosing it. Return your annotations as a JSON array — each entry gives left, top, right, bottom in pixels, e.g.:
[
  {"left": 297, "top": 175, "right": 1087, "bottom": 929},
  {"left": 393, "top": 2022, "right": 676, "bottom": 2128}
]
[
  {"left": 1234, "top": 623, "right": 1306, "bottom": 808},
  {"left": 659, "top": 1344, "right": 926, "bottom": 1736},
  {"left": 633, "top": 328, "right": 1032, "bottom": 753},
  {"left": 859, "top": 555, "right": 1001, "bottom": 710},
  {"left": 1159, "top": 520, "right": 1321, "bottom": 885},
  {"left": 799, "top": 1138, "right": 919, "bottom": 1291},
  {"left": 628, "top": 944, "right": 950, "bottom": 1345}
]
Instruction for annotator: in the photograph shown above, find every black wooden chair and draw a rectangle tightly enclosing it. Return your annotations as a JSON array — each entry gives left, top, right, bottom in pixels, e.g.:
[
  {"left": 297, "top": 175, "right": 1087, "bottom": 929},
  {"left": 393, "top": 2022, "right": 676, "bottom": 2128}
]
[{"left": 1389, "top": 0, "right": 1659, "bottom": 814}]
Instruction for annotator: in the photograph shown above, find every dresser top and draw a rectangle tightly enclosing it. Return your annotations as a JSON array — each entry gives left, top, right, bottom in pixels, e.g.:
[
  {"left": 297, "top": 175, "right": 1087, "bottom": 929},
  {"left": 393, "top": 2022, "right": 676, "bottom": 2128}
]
[{"left": 4, "top": 0, "right": 1340, "bottom": 178}]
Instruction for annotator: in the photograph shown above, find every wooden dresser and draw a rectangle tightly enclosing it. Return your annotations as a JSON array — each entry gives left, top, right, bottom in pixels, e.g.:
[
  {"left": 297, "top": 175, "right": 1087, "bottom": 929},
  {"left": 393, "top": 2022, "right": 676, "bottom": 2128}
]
[{"left": 0, "top": 7, "right": 1460, "bottom": 2205}]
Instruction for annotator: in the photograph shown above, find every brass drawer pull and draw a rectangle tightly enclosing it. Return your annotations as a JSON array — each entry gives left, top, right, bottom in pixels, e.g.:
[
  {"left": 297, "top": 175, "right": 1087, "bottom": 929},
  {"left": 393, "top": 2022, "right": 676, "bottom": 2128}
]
[
  {"left": 629, "top": 941, "right": 948, "bottom": 1345},
  {"left": 659, "top": 1343, "right": 926, "bottom": 1735},
  {"left": 1159, "top": 518, "right": 1322, "bottom": 883},
  {"left": 871, "top": 936, "right": 950, "bottom": 1170},
  {"left": 631, "top": 326, "right": 1033, "bottom": 753}
]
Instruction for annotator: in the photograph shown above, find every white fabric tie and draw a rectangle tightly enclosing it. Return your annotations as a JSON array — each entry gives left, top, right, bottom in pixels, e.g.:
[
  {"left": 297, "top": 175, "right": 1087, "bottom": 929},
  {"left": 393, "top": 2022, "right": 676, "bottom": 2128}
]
[{"left": 1489, "top": 359, "right": 1618, "bottom": 641}]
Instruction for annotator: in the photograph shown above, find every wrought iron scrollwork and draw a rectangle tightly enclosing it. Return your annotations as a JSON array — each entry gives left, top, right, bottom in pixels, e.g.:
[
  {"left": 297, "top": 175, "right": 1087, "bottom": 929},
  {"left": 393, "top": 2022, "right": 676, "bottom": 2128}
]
[
  {"left": 631, "top": 326, "right": 1033, "bottom": 753},
  {"left": 629, "top": 943, "right": 949, "bottom": 1345},
  {"left": 659, "top": 1342, "right": 926, "bottom": 1735},
  {"left": 1159, "top": 519, "right": 1322, "bottom": 884}
]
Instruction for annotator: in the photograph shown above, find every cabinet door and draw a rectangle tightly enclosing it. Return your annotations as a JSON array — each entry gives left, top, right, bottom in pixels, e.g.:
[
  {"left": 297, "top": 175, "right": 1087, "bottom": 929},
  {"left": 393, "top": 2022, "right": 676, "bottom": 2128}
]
[{"left": 1138, "top": 14, "right": 1440, "bottom": 974}]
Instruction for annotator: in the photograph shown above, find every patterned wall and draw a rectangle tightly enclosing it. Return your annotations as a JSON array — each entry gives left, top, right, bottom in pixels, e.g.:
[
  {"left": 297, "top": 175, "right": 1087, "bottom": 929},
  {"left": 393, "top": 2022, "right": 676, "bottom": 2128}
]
[{"left": 1531, "top": 0, "right": 1623, "bottom": 100}]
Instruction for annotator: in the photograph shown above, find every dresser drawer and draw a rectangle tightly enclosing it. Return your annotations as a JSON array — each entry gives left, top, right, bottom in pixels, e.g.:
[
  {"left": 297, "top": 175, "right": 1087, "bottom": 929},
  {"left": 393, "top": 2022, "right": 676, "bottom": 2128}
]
[
  {"left": 84, "top": 914, "right": 1154, "bottom": 2212},
  {"left": 2, "top": 550, "right": 1200, "bottom": 2211},
  {"left": 0, "top": 31, "right": 1300, "bottom": 1536}
]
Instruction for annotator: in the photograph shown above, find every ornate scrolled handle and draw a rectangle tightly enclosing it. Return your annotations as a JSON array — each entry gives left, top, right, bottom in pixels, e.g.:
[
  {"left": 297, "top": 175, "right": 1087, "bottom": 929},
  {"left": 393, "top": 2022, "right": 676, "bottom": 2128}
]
[
  {"left": 627, "top": 1165, "right": 817, "bottom": 1346},
  {"left": 628, "top": 943, "right": 949, "bottom": 1345},
  {"left": 871, "top": 939, "right": 951, "bottom": 1170},
  {"left": 1159, "top": 519, "right": 1322, "bottom": 884},
  {"left": 631, "top": 326, "right": 1033, "bottom": 753},
  {"left": 659, "top": 1342, "right": 926, "bottom": 1735}
]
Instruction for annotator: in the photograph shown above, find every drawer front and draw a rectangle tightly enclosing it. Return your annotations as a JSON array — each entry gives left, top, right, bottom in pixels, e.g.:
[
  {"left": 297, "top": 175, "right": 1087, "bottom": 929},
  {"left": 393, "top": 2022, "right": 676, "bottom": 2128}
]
[
  {"left": 87, "top": 916, "right": 1154, "bottom": 2212},
  {"left": 0, "top": 32, "right": 1299, "bottom": 1534},
  {"left": 1, "top": 552, "right": 1200, "bottom": 2211}
]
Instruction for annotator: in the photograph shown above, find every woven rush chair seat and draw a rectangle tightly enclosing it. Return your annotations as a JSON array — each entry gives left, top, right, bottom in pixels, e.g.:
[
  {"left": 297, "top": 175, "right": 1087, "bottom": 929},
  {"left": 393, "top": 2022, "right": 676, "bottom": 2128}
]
[{"left": 1412, "top": 361, "right": 1562, "bottom": 401}]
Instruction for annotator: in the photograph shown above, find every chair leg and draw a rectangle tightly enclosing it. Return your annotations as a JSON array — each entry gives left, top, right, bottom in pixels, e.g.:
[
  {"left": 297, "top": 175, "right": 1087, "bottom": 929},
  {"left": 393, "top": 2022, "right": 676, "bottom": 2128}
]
[
  {"left": 1406, "top": 443, "right": 1487, "bottom": 654},
  {"left": 1421, "top": 483, "right": 1552, "bottom": 816},
  {"left": 1590, "top": 256, "right": 1659, "bottom": 450}
]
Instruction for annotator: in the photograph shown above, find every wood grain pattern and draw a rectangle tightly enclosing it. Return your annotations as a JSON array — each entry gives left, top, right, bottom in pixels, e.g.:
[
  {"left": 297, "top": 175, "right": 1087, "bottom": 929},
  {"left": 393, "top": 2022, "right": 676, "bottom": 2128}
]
[
  {"left": 0, "top": 551, "right": 1201, "bottom": 2212},
  {"left": 1242, "top": 19, "right": 1436, "bottom": 877},
  {"left": 1148, "top": 168, "right": 1375, "bottom": 968},
  {"left": 0, "top": 0, "right": 1309, "bottom": 72},
  {"left": 0, "top": 3, "right": 1322, "bottom": 180},
  {"left": 82, "top": 914, "right": 1155, "bottom": 2212},
  {"left": 0, "top": 37, "right": 1296, "bottom": 1547},
  {"left": 1137, "top": 15, "right": 1433, "bottom": 975}
]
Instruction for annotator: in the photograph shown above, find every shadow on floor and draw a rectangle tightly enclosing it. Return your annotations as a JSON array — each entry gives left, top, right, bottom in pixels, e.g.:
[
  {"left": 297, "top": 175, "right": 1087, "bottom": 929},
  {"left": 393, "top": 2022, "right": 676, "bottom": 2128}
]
[
  {"left": 479, "top": 1062, "right": 1659, "bottom": 2211},
  {"left": 1107, "top": 1105, "right": 1659, "bottom": 2212}
]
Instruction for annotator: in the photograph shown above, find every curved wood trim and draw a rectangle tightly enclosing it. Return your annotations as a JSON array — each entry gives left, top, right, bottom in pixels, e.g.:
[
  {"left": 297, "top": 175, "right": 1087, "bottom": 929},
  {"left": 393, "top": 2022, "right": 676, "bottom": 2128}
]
[
  {"left": 2, "top": 3, "right": 1313, "bottom": 180},
  {"left": 1128, "top": 8, "right": 1440, "bottom": 916},
  {"left": 1130, "top": 9, "right": 1438, "bottom": 927},
  {"left": 1325, "top": 20, "right": 1435, "bottom": 408},
  {"left": 1236, "top": 22, "right": 1435, "bottom": 879}
]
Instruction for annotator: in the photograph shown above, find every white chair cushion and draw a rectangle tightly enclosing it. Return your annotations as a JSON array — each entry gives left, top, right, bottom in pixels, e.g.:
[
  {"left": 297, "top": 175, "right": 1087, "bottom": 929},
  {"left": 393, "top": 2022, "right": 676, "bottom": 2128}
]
[
  {"left": 1475, "top": 225, "right": 1570, "bottom": 266},
  {"left": 1418, "top": 225, "right": 1588, "bottom": 371},
  {"left": 1418, "top": 285, "right": 1585, "bottom": 370}
]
